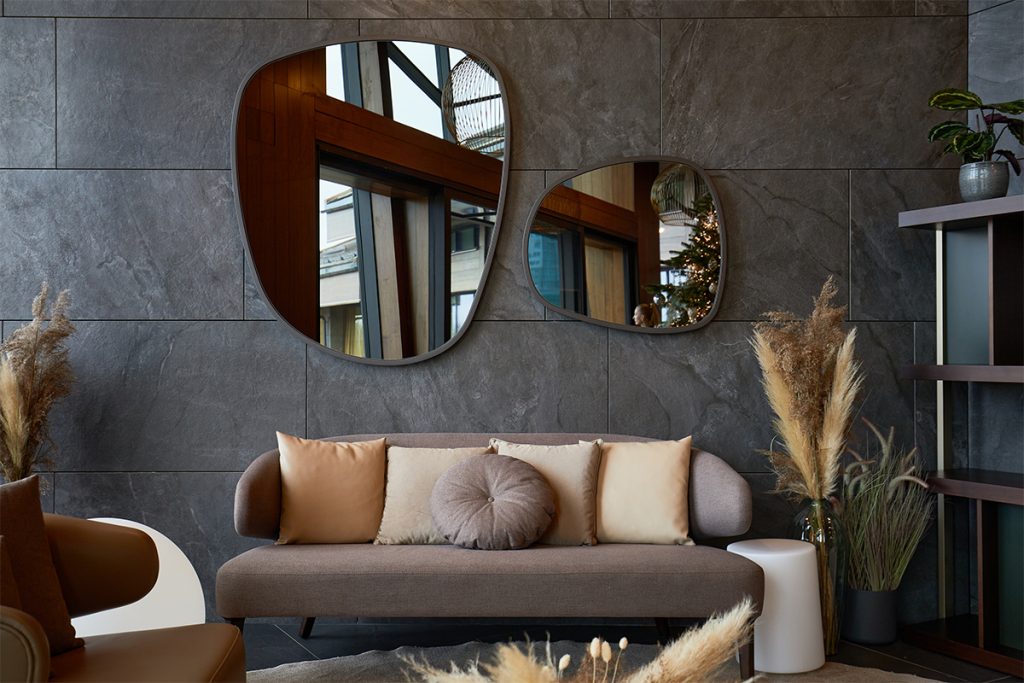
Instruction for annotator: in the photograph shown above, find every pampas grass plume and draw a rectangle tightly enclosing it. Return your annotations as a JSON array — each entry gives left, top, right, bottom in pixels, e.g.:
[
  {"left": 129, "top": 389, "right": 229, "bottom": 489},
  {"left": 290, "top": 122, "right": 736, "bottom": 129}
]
[
  {"left": 0, "top": 282, "right": 75, "bottom": 483},
  {"left": 624, "top": 598, "right": 754, "bottom": 683},
  {"left": 405, "top": 598, "right": 755, "bottom": 683}
]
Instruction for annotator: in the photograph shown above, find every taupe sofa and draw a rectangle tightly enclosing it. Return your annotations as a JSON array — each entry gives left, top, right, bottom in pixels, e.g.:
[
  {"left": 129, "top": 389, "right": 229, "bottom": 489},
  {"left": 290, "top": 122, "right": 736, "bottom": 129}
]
[{"left": 216, "top": 433, "right": 764, "bottom": 676}]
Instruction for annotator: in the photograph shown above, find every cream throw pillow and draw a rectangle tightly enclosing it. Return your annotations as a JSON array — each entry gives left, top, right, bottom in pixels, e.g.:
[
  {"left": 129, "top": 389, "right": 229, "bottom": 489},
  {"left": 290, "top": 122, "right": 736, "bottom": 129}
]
[
  {"left": 376, "top": 446, "right": 492, "bottom": 544},
  {"left": 277, "top": 432, "right": 386, "bottom": 544},
  {"left": 592, "top": 437, "right": 694, "bottom": 545},
  {"left": 490, "top": 439, "right": 601, "bottom": 545}
]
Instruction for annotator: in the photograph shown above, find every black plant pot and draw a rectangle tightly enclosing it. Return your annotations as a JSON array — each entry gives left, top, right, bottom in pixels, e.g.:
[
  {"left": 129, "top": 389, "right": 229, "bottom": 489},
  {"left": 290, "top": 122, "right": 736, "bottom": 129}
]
[{"left": 843, "top": 588, "right": 898, "bottom": 645}]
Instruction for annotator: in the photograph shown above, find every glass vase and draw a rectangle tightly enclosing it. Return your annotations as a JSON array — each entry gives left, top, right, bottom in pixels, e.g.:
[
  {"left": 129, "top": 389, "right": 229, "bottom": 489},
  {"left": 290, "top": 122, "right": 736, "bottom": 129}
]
[{"left": 793, "top": 498, "right": 844, "bottom": 656}]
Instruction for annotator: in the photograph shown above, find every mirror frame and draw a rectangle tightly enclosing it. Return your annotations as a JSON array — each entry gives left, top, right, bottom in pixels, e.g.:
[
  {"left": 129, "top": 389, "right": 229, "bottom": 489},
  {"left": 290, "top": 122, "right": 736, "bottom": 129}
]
[
  {"left": 522, "top": 156, "right": 727, "bottom": 334},
  {"left": 231, "top": 36, "right": 512, "bottom": 365}
]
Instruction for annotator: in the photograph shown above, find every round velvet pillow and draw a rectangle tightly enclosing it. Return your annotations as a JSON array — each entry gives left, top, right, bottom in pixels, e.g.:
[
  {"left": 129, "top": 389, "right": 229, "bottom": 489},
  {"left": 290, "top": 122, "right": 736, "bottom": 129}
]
[{"left": 430, "top": 454, "right": 555, "bottom": 550}]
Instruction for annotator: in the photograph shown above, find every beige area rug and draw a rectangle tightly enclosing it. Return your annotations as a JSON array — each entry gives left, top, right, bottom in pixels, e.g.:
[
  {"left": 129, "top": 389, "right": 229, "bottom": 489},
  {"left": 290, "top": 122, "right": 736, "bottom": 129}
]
[{"left": 247, "top": 640, "right": 940, "bottom": 682}]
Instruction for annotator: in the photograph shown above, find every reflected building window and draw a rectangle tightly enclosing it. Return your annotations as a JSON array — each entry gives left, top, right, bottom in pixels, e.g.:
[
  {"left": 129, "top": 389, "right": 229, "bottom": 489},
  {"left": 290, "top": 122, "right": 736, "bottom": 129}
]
[
  {"left": 526, "top": 161, "right": 722, "bottom": 329},
  {"left": 237, "top": 40, "right": 506, "bottom": 362}
]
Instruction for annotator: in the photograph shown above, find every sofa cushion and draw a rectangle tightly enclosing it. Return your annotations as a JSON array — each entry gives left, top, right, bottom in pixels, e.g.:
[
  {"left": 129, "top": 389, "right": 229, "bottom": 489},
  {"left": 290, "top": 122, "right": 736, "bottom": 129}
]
[
  {"left": 593, "top": 437, "right": 694, "bottom": 545},
  {"left": 216, "top": 543, "right": 763, "bottom": 620},
  {"left": 376, "top": 446, "right": 491, "bottom": 545},
  {"left": 0, "top": 475, "right": 82, "bottom": 655},
  {"left": 277, "top": 432, "right": 386, "bottom": 544},
  {"left": 49, "top": 623, "right": 245, "bottom": 682},
  {"left": 490, "top": 439, "right": 600, "bottom": 546},
  {"left": 234, "top": 434, "right": 752, "bottom": 542},
  {"left": 430, "top": 455, "right": 554, "bottom": 550}
]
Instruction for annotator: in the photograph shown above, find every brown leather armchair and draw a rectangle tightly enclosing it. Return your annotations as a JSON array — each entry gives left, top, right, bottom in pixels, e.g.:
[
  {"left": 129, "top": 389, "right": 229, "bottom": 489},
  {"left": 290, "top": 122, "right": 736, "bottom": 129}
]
[{"left": 1, "top": 514, "right": 245, "bottom": 682}]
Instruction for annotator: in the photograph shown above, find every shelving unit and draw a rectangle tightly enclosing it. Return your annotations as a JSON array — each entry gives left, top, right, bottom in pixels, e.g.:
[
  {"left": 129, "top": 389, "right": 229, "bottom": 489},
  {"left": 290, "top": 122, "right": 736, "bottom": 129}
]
[{"left": 898, "top": 195, "right": 1024, "bottom": 677}]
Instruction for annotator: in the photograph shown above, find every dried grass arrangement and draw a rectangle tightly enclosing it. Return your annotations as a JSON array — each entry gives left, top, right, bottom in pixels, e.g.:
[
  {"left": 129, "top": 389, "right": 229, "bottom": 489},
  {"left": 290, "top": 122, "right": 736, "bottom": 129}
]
[
  {"left": 842, "top": 421, "right": 932, "bottom": 592},
  {"left": 750, "top": 276, "right": 863, "bottom": 654},
  {"left": 0, "top": 283, "right": 75, "bottom": 482},
  {"left": 750, "top": 276, "right": 863, "bottom": 502},
  {"left": 406, "top": 598, "right": 754, "bottom": 683}
]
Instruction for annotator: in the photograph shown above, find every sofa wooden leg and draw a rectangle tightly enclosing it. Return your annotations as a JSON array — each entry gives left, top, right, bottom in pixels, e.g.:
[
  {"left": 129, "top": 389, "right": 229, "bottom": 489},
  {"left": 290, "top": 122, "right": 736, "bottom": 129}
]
[
  {"left": 227, "top": 617, "right": 245, "bottom": 633},
  {"left": 738, "top": 637, "right": 754, "bottom": 680},
  {"left": 654, "top": 617, "right": 672, "bottom": 643},
  {"left": 300, "top": 617, "right": 315, "bottom": 639}
]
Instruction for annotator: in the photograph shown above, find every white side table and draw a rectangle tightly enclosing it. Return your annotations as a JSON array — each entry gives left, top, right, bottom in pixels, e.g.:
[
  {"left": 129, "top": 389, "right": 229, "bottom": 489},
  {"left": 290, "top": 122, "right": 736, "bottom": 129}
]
[
  {"left": 727, "top": 538, "right": 825, "bottom": 674},
  {"left": 70, "top": 518, "right": 205, "bottom": 637}
]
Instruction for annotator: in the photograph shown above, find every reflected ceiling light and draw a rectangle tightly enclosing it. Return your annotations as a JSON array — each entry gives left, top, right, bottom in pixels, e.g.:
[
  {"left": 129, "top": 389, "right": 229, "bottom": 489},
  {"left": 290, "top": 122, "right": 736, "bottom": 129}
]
[
  {"left": 650, "top": 163, "right": 705, "bottom": 226},
  {"left": 441, "top": 56, "right": 505, "bottom": 158}
]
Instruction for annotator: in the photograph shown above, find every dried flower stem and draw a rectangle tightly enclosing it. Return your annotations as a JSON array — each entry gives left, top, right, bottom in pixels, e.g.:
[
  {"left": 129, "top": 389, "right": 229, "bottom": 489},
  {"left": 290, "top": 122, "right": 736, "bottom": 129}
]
[
  {"left": 405, "top": 598, "right": 755, "bottom": 683},
  {"left": 0, "top": 283, "right": 75, "bottom": 482},
  {"left": 751, "top": 277, "right": 861, "bottom": 502}
]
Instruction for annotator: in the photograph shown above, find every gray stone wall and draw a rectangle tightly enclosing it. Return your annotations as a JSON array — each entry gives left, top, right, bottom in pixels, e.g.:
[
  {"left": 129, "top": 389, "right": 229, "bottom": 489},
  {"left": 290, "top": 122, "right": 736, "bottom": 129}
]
[
  {"left": 966, "top": 0, "right": 1024, "bottom": 473},
  {"left": 1, "top": 0, "right": 972, "bottom": 625}
]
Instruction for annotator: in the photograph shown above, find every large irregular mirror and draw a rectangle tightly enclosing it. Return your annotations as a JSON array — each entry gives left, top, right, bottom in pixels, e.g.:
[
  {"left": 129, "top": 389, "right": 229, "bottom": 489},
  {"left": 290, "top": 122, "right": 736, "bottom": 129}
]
[
  {"left": 235, "top": 41, "right": 508, "bottom": 363},
  {"left": 525, "top": 160, "right": 725, "bottom": 331}
]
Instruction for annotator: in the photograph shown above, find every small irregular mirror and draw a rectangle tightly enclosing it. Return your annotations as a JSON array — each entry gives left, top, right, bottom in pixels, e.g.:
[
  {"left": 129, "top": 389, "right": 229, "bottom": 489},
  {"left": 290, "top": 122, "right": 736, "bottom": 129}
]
[
  {"left": 235, "top": 41, "right": 508, "bottom": 363},
  {"left": 525, "top": 160, "right": 725, "bottom": 331}
]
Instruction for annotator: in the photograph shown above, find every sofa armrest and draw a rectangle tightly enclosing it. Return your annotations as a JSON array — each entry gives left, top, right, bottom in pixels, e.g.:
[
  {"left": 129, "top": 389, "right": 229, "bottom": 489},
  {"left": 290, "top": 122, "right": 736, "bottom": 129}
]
[
  {"left": 235, "top": 451, "right": 282, "bottom": 540},
  {"left": 0, "top": 605, "right": 50, "bottom": 683},
  {"left": 44, "top": 515, "right": 158, "bottom": 618}
]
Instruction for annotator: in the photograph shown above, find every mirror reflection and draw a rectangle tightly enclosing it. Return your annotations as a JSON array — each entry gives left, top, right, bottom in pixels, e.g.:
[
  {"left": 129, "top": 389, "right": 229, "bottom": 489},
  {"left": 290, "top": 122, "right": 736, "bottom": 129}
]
[
  {"left": 236, "top": 41, "right": 506, "bottom": 362},
  {"left": 526, "top": 161, "right": 724, "bottom": 330}
]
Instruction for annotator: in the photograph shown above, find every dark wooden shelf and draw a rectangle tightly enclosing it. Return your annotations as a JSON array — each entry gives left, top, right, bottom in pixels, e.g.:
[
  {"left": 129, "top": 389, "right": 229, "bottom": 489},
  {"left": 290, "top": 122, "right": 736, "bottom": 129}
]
[
  {"left": 899, "top": 195, "right": 1024, "bottom": 231},
  {"left": 903, "top": 615, "right": 1023, "bottom": 677},
  {"left": 927, "top": 469, "right": 1024, "bottom": 505},
  {"left": 901, "top": 364, "right": 1024, "bottom": 383}
]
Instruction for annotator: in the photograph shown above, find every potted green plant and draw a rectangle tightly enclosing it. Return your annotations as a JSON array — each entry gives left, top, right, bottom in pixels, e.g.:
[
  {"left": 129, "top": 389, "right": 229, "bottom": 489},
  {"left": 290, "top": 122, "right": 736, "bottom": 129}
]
[
  {"left": 839, "top": 421, "right": 932, "bottom": 645},
  {"left": 927, "top": 88, "right": 1023, "bottom": 202}
]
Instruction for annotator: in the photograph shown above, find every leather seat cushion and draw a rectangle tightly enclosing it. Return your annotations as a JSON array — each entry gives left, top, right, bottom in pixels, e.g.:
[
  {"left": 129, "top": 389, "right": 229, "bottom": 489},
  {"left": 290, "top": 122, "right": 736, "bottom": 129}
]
[{"left": 49, "top": 623, "right": 244, "bottom": 682}]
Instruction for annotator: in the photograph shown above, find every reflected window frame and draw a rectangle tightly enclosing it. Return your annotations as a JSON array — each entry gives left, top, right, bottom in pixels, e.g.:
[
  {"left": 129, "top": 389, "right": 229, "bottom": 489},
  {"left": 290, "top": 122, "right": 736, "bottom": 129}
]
[
  {"left": 233, "top": 38, "right": 511, "bottom": 365},
  {"left": 522, "top": 156, "right": 727, "bottom": 334}
]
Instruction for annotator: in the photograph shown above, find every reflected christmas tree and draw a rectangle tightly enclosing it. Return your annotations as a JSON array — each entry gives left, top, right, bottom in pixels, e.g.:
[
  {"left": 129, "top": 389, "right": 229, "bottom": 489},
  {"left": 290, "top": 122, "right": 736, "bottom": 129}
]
[{"left": 645, "top": 193, "right": 720, "bottom": 327}]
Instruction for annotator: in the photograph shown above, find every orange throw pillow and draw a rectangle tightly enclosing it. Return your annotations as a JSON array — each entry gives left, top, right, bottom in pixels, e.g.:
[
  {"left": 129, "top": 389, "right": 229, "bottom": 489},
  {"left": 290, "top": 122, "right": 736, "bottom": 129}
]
[
  {"left": 0, "top": 475, "right": 82, "bottom": 654},
  {"left": 276, "top": 433, "right": 386, "bottom": 544}
]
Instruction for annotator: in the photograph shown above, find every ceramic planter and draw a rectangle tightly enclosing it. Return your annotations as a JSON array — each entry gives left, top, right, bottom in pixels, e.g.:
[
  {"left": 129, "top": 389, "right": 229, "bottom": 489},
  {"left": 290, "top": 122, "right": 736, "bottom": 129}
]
[
  {"left": 959, "top": 161, "right": 1009, "bottom": 202},
  {"left": 842, "top": 588, "right": 898, "bottom": 645}
]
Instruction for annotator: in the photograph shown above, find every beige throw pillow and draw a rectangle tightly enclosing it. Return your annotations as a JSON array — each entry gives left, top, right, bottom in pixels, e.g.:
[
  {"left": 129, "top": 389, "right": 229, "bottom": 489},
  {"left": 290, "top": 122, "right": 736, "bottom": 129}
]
[
  {"left": 277, "top": 432, "right": 386, "bottom": 544},
  {"left": 376, "top": 446, "right": 492, "bottom": 544},
  {"left": 490, "top": 439, "right": 601, "bottom": 545},
  {"left": 592, "top": 437, "right": 694, "bottom": 545}
]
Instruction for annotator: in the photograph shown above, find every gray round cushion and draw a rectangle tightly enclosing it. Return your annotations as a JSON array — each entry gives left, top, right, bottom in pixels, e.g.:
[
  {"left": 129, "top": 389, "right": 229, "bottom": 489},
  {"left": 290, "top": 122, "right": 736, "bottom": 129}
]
[{"left": 430, "top": 454, "right": 555, "bottom": 550}]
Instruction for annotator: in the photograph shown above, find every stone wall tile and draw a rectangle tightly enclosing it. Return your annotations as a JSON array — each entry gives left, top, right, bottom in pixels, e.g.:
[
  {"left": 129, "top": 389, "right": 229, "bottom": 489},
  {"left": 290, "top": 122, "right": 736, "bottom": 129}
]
[
  {"left": 312, "top": 0, "right": 606, "bottom": 18},
  {"left": 0, "top": 18, "right": 54, "bottom": 167},
  {"left": 5, "top": 0, "right": 306, "bottom": 17},
  {"left": 47, "top": 321, "right": 305, "bottom": 471},
  {"left": 57, "top": 18, "right": 358, "bottom": 168},
  {"left": 607, "top": 321, "right": 773, "bottom": 472},
  {"left": 0, "top": 170, "right": 242, "bottom": 319},
  {"left": 850, "top": 170, "right": 958, "bottom": 322},
  {"left": 711, "top": 170, "right": 848, "bottom": 321},
  {"left": 613, "top": 0, "right": 914, "bottom": 17},
  {"left": 306, "top": 320, "right": 608, "bottom": 435},
  {"left": 662, "top": 17, "right": 966, "bottom": 169}
]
